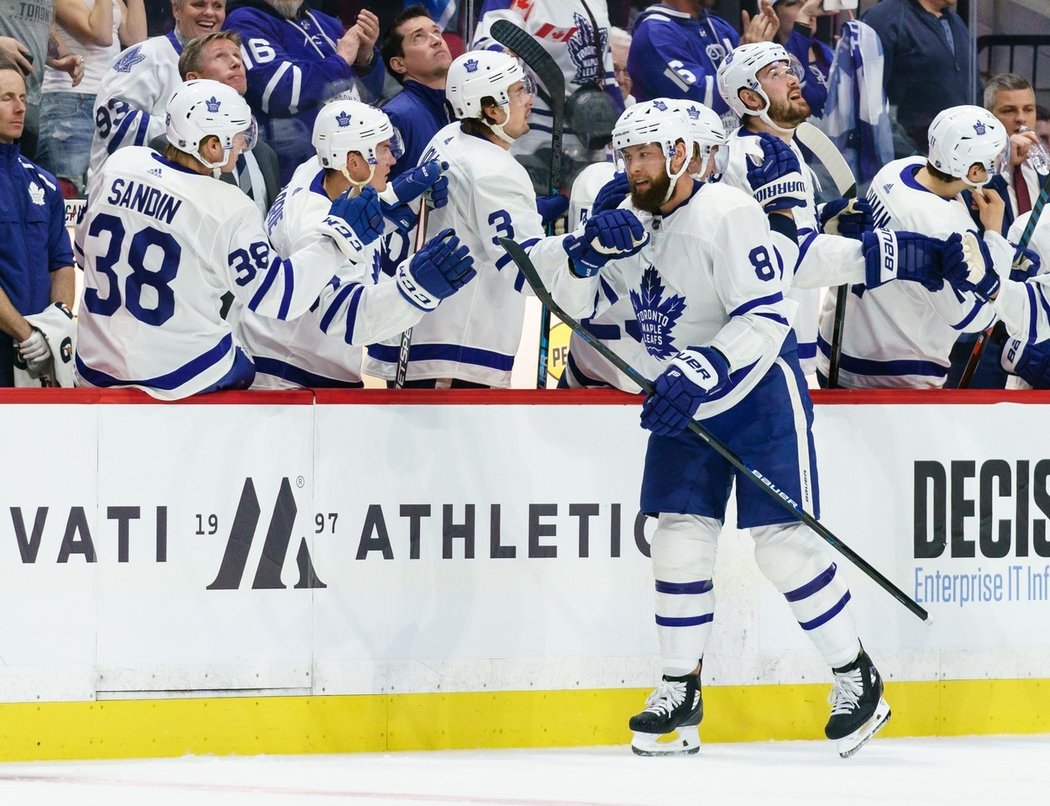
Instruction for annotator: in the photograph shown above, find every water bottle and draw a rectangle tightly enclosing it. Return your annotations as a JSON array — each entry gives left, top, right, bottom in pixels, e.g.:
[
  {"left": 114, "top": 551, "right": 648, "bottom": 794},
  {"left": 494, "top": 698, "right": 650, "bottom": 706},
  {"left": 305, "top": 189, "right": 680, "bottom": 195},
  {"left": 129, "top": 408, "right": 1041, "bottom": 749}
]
[{"left": 1019, "top": 125, "right": 1050, "bottom": 174}]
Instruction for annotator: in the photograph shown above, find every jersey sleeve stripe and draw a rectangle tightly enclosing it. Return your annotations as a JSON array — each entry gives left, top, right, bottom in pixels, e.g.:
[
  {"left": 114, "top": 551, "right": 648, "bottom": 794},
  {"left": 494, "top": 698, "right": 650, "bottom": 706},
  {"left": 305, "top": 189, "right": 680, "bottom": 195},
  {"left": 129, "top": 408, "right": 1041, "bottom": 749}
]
[
  {"left": 729, "top": 292, "right": 784, "bottom": 317},
  {"left": 75, "top": 334, "right": 233, "bottom": 390},
  {"left": 342, "top": 284, "right": 364, "bottom": 344},
  {"left": 248, "top": 257, "right": 284, "bottom": 312},
  {"left": 319, "top": 282, "right": 356, "bottom": 333},
  {"left": 261, "top": 63, "right": 291, "bottom": 114}
]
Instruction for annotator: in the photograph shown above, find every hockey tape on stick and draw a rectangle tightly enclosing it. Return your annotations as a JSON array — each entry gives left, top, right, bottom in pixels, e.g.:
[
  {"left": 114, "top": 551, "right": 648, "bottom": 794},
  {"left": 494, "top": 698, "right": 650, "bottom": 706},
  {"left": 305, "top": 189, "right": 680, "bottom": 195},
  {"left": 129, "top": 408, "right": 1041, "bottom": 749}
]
[
  {"left": 796, "top": 122, "right": 857, "bottom": 389},
  {"left": 491, "top": 18, "right": 566, "bottom": 388},
  {"left": 958, "top": 169, "right": 1050, "bottom": 388},
  {"left": 498, "top": 236, "right": 931, "bottom": 624},
  {"left": 394, "top": 199, "right": 430, "bottom": 389}
]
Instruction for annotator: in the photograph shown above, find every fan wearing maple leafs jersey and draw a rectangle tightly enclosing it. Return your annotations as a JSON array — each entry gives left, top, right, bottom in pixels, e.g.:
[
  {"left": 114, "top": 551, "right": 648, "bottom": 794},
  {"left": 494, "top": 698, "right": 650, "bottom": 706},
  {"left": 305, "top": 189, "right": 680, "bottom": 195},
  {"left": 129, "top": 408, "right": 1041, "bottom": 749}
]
[
  {"left": 527, "top": 99, "right": 890, "bottom": 759},
  {"left": 473, "top": 0, "right": 624, "bottom": 183}
]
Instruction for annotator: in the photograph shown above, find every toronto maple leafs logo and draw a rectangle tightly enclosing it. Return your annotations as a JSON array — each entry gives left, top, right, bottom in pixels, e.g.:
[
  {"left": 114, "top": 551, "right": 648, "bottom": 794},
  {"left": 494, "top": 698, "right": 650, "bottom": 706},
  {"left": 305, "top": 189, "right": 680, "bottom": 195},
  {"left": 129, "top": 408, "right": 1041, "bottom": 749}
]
[
  {"left": 653, "top": 100, "right": 668, "bottom": 112},
  {"left": 336, "top": 111, "right": 352, "bottom": 127},
  {"left": 463, "top": 58, "right": 479, "bottom": 74},
  {"left": 629, "top": 265, "right": 685, "bottom": 360},
  {"left": 27, "top": 181, "right": 45, "bottom": 206},
  {"left": 684, "top": 105, "right": 701, "bottom": 120},
  {"left": 113, "top": 45, "right": 145, "bottom": 73},
  {"left": 567, "top": 12, "right": 607, "bottom": 87},
  {"left": 973, "top": 120, "right": 987, "bottom": 136},
  {"left": 205, "top": 96, "right": 221, "bottom": 113}
]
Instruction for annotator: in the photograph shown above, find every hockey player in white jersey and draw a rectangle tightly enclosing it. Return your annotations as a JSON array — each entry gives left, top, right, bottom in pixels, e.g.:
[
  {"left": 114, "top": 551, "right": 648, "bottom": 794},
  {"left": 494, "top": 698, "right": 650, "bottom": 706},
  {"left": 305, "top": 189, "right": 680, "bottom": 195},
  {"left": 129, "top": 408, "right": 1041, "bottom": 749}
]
[
  {"left": 231, "top": 100, "right": 474, "bottom": 389},
  {"left": 560, "top": 99, "right": 726, "bottom": 392},
  {"left": 528, "top": 99, "right": 890, "bottom": 757},
  {"left": 715, "top": 42, "right": 955, "bottom": 379},
  {"left": 363, "top": 50, "right": 547, "bottom": 388},
  {"left": 811, "top": 105, "right": 1013, "bottom": 387},
  {"left": 75, "top": 80, "right": 388, "bottom": 400}
]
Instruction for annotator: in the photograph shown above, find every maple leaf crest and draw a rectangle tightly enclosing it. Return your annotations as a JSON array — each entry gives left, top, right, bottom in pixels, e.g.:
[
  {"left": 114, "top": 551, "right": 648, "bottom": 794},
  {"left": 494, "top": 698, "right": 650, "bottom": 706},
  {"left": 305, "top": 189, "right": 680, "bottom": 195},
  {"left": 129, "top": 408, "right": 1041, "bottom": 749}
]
[
  {"left": 567, "top": 12, "right": 607, "bottom": 87},
  {"left": 113, "top": 45, "right": 145, "bottom": 73},
  {"left": 628, "top": 265, "right": 685, "bottom": 360}
]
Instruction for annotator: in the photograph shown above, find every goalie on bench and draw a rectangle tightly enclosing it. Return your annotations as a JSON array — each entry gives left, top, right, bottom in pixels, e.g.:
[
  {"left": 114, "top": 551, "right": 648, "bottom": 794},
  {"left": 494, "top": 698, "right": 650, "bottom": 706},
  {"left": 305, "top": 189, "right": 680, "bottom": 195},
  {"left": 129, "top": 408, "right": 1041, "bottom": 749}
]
[{"left": 527, "top": 98, "right": 893, "bottom": 758}]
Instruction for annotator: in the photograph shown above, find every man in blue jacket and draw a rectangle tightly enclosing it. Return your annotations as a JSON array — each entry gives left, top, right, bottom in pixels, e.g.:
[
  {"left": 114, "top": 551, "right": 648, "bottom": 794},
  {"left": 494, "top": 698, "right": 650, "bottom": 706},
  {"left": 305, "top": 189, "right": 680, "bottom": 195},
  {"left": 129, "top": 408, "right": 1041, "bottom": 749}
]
[
  {"left": 223, "top": 1, "right": 386, "bottom": 182},
  {"left": 862, "top": 0, "right": 976, "bottom": 157},
  {"left": 0, "top": 60, "right": 75, "bottom": 387}
]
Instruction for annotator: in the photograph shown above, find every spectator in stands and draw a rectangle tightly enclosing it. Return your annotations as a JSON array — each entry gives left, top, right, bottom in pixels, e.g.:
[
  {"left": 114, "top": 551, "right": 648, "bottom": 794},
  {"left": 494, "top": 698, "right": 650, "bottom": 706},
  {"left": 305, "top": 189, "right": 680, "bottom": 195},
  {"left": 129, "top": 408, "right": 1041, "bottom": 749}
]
[
  {"left": 90, "top": 0, "right": 226, "bottom": 177},
  {"left": 381, "top": 4, "right": 452, "bottom": 181},
  {"left": 37, "top": 0, "right": 147, "bottom": 195},
  {"left": 0, "top": 10, "right": 86, "bottom": 159},
  {"left": 770, "top": 0, "right": 833, "bottom": 117},
  {"left": 147, "top": 31, "right": 281, "bottom": 215},
  {"left": 223, "top": 1, "right": 385, "bottom": 183},
  {"left": 862, "top": 0, "right": 976, "bottom": 158},
  {"left": 0, "top": 59, "right": 75, "bottom": 387},
  {"left": 627, "top": 0, "right": 777, "bottom": 131},
  {"left": 1037, "top": 105, "right": 1050, "bottom": 155},
  {"left": 609, "top": 26, "right": 633, "bottom": 105}
]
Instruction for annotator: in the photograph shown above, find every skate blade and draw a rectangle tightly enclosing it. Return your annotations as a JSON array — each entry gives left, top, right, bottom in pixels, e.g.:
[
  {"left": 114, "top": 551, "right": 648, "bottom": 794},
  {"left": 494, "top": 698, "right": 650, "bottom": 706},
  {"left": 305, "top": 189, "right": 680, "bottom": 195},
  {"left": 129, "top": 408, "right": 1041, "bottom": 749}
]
[
  {"left": 837, "top": 698, "right": 891, "bottom": 759},
  {"left": 631, "top": 726, "right": 700, "bottom": 756}
]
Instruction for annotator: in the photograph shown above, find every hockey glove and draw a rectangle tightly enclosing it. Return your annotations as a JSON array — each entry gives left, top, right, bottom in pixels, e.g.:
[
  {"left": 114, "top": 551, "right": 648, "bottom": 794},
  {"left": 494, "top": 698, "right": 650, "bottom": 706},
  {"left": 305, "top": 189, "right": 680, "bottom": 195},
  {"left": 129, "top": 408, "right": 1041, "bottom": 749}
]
[
  {"left": 941, "top": 231, "right": 1000, "bottom": 302},
  {"left": 380, "top": 200, "right": 417, "bottom": 233},
  {"left": 537, "top": 193, "right": 569, "bottom": 227},
  {"left": 563, "top": 209, "right": 649, "bottom": 278},
  {"left": 17, "top": 327, "right": 51, "bottom": 374},
  {"left": 1010, "top": 245, "right": 1041, "bottom": 283},
  {"left": 640, "top": 347, "right": 730, "bottom": 436},
  {"left": 745, "top": 132, "right": 806, "bottom": 214},
  {"left": 591, "top": 172, "right": 630, "bottom": 216},
  {"left": 391, "top": 160, "right": 449, "bottom": 208},
  {"left": 861, "top": 229, "right": 946, "bottom": 291},
  {"left": 1002, "top": 337, "right": 1050, "bottom": 389},
  {"left": 396, "top": 228, "right": 476, "bottom": 311},
  {"left": 819, "top": 197, "right": 875, "bottom": 240},
  {"left": 328, "top": 186, "right": 385, "bottom": 246}
]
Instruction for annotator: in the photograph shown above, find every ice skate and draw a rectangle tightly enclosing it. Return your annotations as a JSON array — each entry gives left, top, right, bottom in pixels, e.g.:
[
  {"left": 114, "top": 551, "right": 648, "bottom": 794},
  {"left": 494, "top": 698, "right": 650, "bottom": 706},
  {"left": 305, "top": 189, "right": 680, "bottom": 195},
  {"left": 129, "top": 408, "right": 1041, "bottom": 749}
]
[
  {"left": 629, "top": 671, "right": 702, "bottom": 756},
  {"left": 825, "top": 649, "right": 891, "bottom": 758}
]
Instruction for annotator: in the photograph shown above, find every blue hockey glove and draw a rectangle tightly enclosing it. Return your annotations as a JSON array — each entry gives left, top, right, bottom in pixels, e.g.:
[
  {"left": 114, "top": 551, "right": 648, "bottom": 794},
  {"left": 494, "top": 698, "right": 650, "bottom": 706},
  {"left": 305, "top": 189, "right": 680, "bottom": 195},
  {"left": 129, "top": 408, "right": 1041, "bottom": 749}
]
[
  {"left": 328, "top": 186, "right": 385, "bottom": 246},
  {"left": 819, "top": 197, "right": 875, "bottom": 240},
  {"left": 941, "top": 231, "right": 1000, "bottom": 302},
  {"left": 537, "top": 193, "right": 569, "bottom": 227},
  {"left": 591, "top": 172, "right": 630, "bottom": 216},
  {"left": 381, "top": 200, "right": 417, "bottom": 232},
  {"left": 640, "top": 347, "right": 730, "bottom": 436},
  {"left": 861, "top": 229, "right": 946, "bottom": 291},
  {"left": 391, "top": 160, "right": 449, "bottom": 208},
  {"left": 1002, "top": 337, "right": 1050, "bottom": 389},
  {"left": 563, "top": 209, "right": 649, "bottom": 278},
  {"left": 745, "top": 132, "right": 806, "bottom": 214},
  {"left": 396, "top": 228, "right": 476, "bottom": 311},
  {"left": 1010, "top": 245, "right": 1041, "bottom": 283}
]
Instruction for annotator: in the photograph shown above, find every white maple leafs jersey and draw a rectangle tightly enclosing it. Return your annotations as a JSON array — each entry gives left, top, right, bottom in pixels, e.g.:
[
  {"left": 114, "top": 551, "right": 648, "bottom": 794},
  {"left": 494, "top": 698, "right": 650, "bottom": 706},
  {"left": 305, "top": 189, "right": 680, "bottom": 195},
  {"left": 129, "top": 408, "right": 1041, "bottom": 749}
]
[
  {"left": 90, "top": 33, "right": 183, "bottom": 179},
  {"left": 74, "top": 147, "right": 348, "bottom": 400},
  {"left": 720, "top": 128, "right": 866, "bottom": 374},
  {"left": 999, "top": 211, "right": 1050, "bottom": 344},
  {"left": 814, "top": 157, "right": 1001, "bottom": 388},
  {"left": 473, "top": 0, "right": 619, "bottom": 160},
  {"left": 535, "top": 180, "right": 800, "bottom": 420},
  {"left": 362, "top": 123, "right": 546, "bottom": 387},
  {"left": 231, "top": 160, "right": 430, "bottom": 389}
]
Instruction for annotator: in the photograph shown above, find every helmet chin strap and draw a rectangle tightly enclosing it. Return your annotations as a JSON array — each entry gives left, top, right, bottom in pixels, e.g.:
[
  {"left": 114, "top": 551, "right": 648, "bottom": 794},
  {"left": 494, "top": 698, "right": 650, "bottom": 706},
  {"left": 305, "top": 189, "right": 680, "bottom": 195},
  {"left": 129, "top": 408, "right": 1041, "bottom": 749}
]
[
  {"left": 485, "top": 103, "right": 517, "bottom": 146},
  {"left": 340, "top": 162, "right": 375, "bottom": 197},
  {"left": 662, "top": 152, "right": 690, "bottom": 205}
]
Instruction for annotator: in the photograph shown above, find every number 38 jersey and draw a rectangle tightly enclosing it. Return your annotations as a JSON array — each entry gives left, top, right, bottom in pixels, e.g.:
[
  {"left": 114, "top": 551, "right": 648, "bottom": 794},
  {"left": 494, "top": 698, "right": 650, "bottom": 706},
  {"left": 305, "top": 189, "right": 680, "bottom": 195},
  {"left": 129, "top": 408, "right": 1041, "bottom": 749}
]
[{"left": 74, "top": 147, "right": 350, "bottom": 400}]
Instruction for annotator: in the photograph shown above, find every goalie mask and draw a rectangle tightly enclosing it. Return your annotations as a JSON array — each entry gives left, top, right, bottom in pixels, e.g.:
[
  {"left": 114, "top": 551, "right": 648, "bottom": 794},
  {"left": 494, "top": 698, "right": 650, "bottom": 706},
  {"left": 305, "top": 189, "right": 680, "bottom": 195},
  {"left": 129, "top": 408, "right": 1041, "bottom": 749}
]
[
  {"left": 716, "top": 42, "right": 804, "bottom": 134},
  {"left": 664, "top": 99, "right": 727, "bottom": 179},
  {"left": 165, "top": 79, "right": 257, "bottom": 177},
  {"left": 927, "top": 105, "right": 1009, "bottom": 188},
  {"left": 445, "top": 50, "right": 534, "bottom": 145},
  {"left": 313, "top": 99, "right": 404, "bottom": 191},
  {"left": 611, "top": 99, "right": 695, "bottom": 204}
]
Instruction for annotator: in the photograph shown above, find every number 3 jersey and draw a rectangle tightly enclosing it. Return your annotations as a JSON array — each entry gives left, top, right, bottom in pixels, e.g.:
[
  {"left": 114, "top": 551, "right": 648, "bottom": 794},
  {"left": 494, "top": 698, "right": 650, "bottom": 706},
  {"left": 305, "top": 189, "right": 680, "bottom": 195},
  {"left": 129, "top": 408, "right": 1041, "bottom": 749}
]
[
  {"left": 363, "top": 123, "right": 547, "bottom": 387},
  {"left": 74, "top": 147, "right": 349, "bottom": 400}
]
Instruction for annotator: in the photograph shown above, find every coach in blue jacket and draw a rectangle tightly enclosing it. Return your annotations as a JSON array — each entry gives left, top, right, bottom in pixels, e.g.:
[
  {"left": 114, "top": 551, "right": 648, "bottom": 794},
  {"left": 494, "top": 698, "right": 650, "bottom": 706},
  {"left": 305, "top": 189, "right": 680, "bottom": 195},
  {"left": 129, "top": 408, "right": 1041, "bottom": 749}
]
[
  {"left": 223, "top": 0, "right": 386, "bottom": 182},
  {"left": 0, "top": 61, "right": 75, "bottom": 387}
]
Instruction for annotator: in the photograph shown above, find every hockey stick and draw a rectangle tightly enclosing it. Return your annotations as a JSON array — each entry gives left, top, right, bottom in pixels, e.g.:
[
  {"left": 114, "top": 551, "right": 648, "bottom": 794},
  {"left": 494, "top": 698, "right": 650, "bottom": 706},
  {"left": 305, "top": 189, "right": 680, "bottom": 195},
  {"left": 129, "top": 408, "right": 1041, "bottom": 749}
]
[
  {"left": 491, "top": 18, "right": 565, "bottom": 388},
  {"left": 795, "top": 122, "right": 858, "bottom": 389},
  {"left": 957, "top": 170, "right": 1050, "bottom": 388},
  {"left": 498, "top": 236, "right": 931, "bottom": 623},
  {"left": 394, "top": 198, "right": 431, "bottom": 389}
]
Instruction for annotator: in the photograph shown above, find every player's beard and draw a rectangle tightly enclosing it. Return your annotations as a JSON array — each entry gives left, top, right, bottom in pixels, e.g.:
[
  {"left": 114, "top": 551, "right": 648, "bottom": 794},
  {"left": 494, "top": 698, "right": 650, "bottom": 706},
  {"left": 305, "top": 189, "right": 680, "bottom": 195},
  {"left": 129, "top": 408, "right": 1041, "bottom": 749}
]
[
  {"left": 768, "top": 93, "right": 811, "bottom": 131},
  {"left": 630, "top": 170, "right": 671, "bottom": 213}
]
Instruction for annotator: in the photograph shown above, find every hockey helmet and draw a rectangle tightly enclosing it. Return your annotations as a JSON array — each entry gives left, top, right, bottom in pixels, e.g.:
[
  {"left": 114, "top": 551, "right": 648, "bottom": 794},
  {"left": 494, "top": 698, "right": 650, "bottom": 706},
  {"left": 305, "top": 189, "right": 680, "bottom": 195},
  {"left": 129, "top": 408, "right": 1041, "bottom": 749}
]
[
  {"left": 445, "top": 50, "right": 533, "bottom": 143},
  {"left": 313, "top": 100, "right": 404, "bottom": 171},
  {"left": 664, "top": 99, "right": 726, "bottom": 178},
  {"left": 927, "top": 105, "right": 1009, "bottom": 187},
  {"left": 716, "top": 42, "right": 803, "bottom": 126},
  {"left": 611, "top": 99, "right": 695, "bottom": 200},
  {"left": 165, "top": 79, "right": 257, "bottom": 174}
]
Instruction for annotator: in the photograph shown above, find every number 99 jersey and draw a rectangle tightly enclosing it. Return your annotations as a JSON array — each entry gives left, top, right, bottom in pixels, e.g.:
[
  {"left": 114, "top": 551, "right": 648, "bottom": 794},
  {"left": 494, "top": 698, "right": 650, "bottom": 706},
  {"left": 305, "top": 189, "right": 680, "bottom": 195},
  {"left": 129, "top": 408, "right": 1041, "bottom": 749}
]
[{"left": 74, "top": 146, "right": 349, "bottom": 400}]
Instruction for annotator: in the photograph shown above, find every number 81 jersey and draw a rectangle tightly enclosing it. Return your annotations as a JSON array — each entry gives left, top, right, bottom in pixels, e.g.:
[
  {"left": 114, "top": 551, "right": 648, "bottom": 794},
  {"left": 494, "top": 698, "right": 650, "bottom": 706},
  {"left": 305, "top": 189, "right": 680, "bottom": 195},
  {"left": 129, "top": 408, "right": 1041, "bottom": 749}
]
[{"left": 74, "top": 147, "right": 348, "bottom": 399}]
